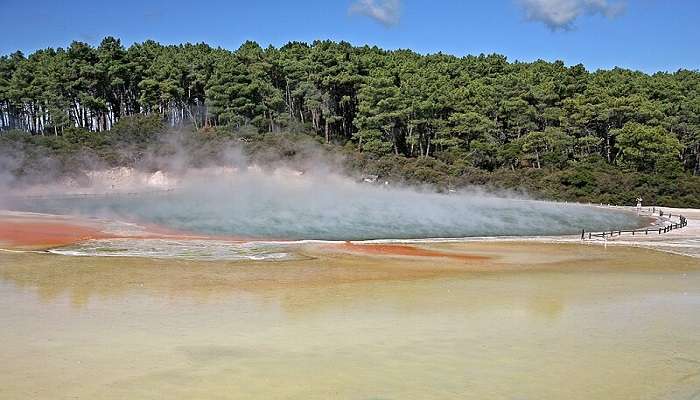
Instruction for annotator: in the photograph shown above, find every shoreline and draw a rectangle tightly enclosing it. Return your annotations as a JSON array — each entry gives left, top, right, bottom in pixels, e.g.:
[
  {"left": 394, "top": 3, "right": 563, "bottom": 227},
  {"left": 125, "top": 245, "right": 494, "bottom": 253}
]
[
  {"left": 0, "top": 211, "right": 116, "bottom": 250},
  {"left": 1, "top": 206, "right": 698, "bottom": 260},
  {"left": 1, "top": 214, "right": 698, "bottom": 400}
]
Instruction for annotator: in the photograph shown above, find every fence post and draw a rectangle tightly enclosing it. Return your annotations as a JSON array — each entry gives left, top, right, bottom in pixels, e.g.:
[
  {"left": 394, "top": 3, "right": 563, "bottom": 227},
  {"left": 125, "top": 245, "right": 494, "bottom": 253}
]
[{"left": 581, "top": 206, "right": 688, "bottom": 242}]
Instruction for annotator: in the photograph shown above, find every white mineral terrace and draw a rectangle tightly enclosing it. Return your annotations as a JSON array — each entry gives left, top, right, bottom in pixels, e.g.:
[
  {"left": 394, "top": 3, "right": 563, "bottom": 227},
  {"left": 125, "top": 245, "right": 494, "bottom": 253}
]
[{"left": 584, "top": 206, "right": 700, "bottom": 257}]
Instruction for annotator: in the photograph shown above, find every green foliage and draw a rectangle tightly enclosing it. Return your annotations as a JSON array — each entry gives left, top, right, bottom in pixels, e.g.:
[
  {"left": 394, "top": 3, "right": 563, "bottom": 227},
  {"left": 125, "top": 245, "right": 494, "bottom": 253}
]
[
  {"left": 613, "top": 122, "right": 683, "bottom": 173},
  {"left": 2, "top": 37, "right": 700, "bottom": 206},
  {"left": 108, "top": 114, "right": 164, "bottom": 144},
  {"left": 519, "top": 127, "right": 573, "bottom": 169}
]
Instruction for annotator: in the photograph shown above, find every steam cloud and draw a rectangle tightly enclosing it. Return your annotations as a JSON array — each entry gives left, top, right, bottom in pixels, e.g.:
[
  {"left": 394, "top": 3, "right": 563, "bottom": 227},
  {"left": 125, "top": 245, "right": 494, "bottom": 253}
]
[
  {"left": 518, "top": 0, "right": 625, "bottom": 30},
  {"left": 0, "top": 131, "right": 643, "bottom": 243},
  {"left": 8, "top": 167, "right": 643, "bottom": 241},
  {"left": 349, "top": 0, "right": 401, "bottom": 27}
]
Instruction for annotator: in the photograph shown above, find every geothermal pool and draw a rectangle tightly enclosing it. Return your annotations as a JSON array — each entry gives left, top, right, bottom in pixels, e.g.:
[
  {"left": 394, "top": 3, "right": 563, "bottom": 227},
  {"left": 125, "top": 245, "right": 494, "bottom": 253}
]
[{"left": 10, "top": 170, "right": 645, "bottom": 242}]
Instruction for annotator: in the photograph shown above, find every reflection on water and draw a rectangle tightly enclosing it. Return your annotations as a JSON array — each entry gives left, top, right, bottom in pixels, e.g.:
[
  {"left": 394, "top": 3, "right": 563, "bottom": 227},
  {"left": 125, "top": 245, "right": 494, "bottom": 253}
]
[
  {"left": 1, "top": 243, "right": 699, "bottom": 400},
  {"left": 49, "top": 238, "right": 305, "bottom": 261}
]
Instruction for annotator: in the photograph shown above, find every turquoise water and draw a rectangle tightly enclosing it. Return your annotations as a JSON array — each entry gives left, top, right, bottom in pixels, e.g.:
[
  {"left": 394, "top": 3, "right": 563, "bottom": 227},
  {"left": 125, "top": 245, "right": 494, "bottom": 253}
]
[{"left": 12, "top": 176, "right": 645, "bottom": 240}]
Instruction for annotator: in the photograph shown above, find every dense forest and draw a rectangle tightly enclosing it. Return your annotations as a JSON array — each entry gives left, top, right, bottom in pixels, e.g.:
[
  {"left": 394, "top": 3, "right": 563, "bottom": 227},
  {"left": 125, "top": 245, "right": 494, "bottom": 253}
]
[{"left": 1, "top": 37, "right": 700, "bottom": 206}]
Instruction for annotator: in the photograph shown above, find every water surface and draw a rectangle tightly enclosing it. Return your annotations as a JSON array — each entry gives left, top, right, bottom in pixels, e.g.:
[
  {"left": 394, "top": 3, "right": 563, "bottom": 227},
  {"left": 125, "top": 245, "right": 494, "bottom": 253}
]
[
  {"left": 1, "top": 243, "right": 699, "bottom": 399},
  {"left": 10, "top": 173, "right": 645, "bottom": 240}
]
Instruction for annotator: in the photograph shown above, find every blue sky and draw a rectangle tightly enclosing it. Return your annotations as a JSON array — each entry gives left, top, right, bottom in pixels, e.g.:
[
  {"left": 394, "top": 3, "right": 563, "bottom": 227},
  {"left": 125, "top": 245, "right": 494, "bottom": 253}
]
[{"left": 1, "top": 0, "right": 698, "bottom": 73}]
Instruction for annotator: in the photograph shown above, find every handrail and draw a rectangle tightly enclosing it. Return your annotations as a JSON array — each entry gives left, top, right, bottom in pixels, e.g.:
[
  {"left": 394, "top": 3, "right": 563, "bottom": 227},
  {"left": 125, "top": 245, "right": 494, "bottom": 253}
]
[{"left": 581, "top": 208, "right": 688, "bottom": 240}]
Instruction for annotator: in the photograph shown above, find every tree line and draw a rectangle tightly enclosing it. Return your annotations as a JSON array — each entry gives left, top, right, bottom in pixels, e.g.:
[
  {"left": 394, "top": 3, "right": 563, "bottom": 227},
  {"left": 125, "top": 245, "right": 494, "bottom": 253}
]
[{"left": 1, "top": 36, "right": 699, "bottom": 177}]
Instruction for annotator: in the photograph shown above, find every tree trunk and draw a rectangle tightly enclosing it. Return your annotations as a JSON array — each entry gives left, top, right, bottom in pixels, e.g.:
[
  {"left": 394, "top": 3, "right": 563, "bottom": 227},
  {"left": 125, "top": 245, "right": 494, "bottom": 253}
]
[
  {"left": 269, "top": 110, "right": 274, "bottom": 133},
  {"left": 605, "top": 125, "right": 612, "bottom": 163},
  {"left": 419, "top": 132, "right": 424, "bottom": 157}
]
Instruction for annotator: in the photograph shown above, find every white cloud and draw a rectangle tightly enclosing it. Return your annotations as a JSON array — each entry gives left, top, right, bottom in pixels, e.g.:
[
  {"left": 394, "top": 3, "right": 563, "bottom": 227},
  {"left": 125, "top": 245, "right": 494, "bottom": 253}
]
[
  {"left": 518, "top": 0, "right": 626, "bottom": 30},
  {"left": 349, "top": 0, "right": 401, "bottom": 27}
]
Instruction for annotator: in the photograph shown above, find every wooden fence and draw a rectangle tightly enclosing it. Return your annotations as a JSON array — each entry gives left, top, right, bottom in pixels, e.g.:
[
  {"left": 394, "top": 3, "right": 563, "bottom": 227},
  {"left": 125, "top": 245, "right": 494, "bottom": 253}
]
[{"left": 581, "top": 208, "right": 688, "bottom": 240}]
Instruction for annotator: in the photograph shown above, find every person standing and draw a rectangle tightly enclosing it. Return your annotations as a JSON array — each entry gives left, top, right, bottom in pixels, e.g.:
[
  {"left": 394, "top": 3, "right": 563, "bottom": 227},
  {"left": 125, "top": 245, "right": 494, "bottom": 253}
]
[{"left": 636, "top": 196, "right": 643, "bottom": 212}]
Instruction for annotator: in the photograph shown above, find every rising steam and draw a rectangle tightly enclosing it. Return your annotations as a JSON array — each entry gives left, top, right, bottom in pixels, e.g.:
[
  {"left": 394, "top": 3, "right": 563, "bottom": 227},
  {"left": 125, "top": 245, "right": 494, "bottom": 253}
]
[
  {"left": 0, "top": 130, "right": 644, "bottom": 243},
  {"left": 7, "top": 165, "right": 643, "bottom": 241}
]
